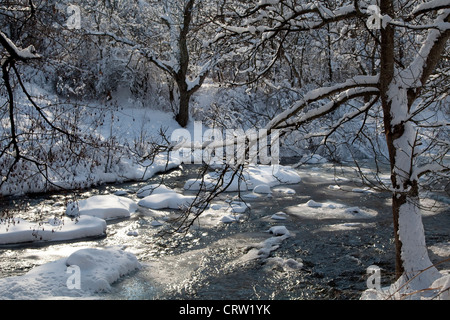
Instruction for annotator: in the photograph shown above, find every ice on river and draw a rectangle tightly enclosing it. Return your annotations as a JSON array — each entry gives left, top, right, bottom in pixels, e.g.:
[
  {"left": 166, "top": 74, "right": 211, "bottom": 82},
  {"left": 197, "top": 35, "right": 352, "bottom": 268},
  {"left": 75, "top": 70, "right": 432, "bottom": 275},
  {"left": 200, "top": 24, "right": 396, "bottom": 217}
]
[{"left": 286, "top": 199, "right": 378, "bottom": 219}]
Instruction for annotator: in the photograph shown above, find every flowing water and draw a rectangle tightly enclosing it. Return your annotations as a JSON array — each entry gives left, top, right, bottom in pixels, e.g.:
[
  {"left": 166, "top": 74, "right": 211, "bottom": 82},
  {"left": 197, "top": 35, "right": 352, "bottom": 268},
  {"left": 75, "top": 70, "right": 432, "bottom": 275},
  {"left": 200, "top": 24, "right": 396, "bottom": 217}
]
[{"left": 0, "top": 161, "right": 449, "bottom": 300}]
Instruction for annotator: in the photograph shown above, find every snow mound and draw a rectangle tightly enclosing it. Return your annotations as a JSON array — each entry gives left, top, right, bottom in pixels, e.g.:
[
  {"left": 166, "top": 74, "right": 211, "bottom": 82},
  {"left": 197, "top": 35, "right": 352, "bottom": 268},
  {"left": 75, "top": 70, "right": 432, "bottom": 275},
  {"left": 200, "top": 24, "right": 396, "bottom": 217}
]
[
  {"left": 138, "top": 192, "right": 195, "bottom": 210},
  {"left": 361, "top": 271, "right": 450, "bottom": 300},
  {"left": 221, "top": 214, "right": 242, "bottom": 223},
  {"left": 237, "top": 226, "right": 292, "bottom": 264},
  {"left": 306, "top": 199, "right": 323, "bottom": 208},
  {"left": 253, "top": 184, "right": 272, "bottom": 194},
  {"left": 429, "top": 242, "right": 450, "bottom": 257},
  {"left": 268, "top": 226, "right": 291, "bottom": 237},
  {"left": 351, "top": 187, "right": 375, "bottom": 194},
  {"left": 125, "top": 154, "right": 181, "bottom": 181},
  {"left": 66, "top": 195, "right": 138, "bottom": 220},
  {"left": 265, "top": 257, "right": 303, "bottom": 271},
  {"left": 198, "top": 201, "right": 249, "bottom": 226},
  {"left": 136, "top": 184, "right": 176, "bottom": 198},
  {"left": 287, "top": 199, "right": 377, "bottom": 219},
  {"left": 272, "top": 187, "right": 296, "bottom": 194},
  {"left": 65, "top": 248, "right": 141, "bottom": 293},
  {"left": 271, "top": 212, "right": 287, "bottom": 220},
  {"left": 0, "top": 248, "right": 141, "bottom": 299},
  {"left": 230, "top": 201, "right": 250, "bottom": 213},
  {"left": 0, "top": 216, "right": 106, "bottom": 245},
  {"left": 184, "top": 165, "right": 301, "bottom": 192}
]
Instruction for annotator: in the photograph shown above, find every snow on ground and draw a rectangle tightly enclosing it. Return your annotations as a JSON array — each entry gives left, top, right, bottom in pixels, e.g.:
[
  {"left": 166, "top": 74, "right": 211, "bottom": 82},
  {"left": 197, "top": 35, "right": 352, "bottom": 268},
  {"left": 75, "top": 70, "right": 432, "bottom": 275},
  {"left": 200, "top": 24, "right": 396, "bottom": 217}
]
[
  {"left": 0, "top": 248, "right": 141, "bottom": 299},
  {"left": 286, "top": 199, "right": 378, "bottom": 219},
  {"left": 66, "top": 195, "right": 138, "bottom": 220},
  {"left": 184, "top": 164, "right": 301, "bottom": 192},
  {"left": 122, "top": 154, "right": 181, "bottom": 181},
  {"left": 0, "top": 216, "right": 106, "bottom": 245},
  {"left": 360, "top": 271, "right": 450, "bottom": 300}
]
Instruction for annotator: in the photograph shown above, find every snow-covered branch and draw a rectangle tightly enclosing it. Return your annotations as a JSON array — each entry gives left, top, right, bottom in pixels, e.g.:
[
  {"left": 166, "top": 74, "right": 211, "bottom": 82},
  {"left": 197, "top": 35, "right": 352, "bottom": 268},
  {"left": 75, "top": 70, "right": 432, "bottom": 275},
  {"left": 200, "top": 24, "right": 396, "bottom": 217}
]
[
  {"left": 410, "top": 0, "right": 450, "bottom": 18},
  {"left": 0, "top": 31, "right": 41, "bottom": 61},
  {"left": 280, "top": 87, "right": 380, "bottom": 130},
  {"left": 215, "top": 2, "right": 359, "bottom": 40},
  {"left": 302, "top": 96, "right": 380, "bottom": 144},
  {"left": 395, "top": 9, "right": 450, "bottom": 97},
  {"left": 266, "top": 75, "right": 380, "bottom": 130},
  {"left": 85, "top": 30, "right": 179, "bottom": 75},
  {"left": 412, "top": 163, "right": 449, "bottom": 180}
]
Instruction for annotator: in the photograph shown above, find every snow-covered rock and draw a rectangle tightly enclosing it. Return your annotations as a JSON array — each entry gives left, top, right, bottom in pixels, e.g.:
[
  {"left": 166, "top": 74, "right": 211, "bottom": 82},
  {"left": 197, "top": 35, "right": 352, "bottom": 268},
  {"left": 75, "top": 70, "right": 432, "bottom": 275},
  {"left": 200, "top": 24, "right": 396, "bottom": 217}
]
[
  {"left": 138, "top": 192, "right": 195, "bottom": 210},
  {"left": 306, "top": 199, "right": 323, "bottom": 208},
  {"left": 268, "top": 226, "right": 291, "bottom": 237},
  {"left": 253, "top": 184, "right": 272, "bottom": 194},
  {"left": 0, "top": 248, "right": 141, "bottom": 299},
  {"left": 271, "top": 212, "right": 287, "bottom": 220},
  {"left": 221, "top": 214, "right": 242, "bottom": 223},
  {"left": 0, "top": 216, "right": 106, "bottom": 245},
  {"left": 230, "top": 201, "right": 250, "bottom": 213},
  {"left": 136, "top": 183, "right": 176, "bottom": 198},
  {"left": 66, "top": 195, "right": 138, "bottom": 220},
  {"left": 238, "top": 227, "right": 292, "bottom": 263}
]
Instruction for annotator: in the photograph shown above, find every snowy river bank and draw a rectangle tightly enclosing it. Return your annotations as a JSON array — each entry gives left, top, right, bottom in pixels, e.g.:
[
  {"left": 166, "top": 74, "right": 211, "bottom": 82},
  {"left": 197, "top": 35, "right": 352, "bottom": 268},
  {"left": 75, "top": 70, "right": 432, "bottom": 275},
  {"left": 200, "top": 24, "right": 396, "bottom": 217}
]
[{"left": 0, "top": 161, "right": 449, "bottom": 300}]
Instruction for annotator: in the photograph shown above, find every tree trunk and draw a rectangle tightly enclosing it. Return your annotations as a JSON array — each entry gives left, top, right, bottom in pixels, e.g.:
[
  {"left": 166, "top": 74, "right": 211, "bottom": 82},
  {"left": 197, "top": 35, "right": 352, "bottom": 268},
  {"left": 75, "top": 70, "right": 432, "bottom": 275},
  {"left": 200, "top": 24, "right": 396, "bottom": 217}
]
[
  {"left": 379, "top": 0, "right": 440, "bottom": 288},
  {"left": 379, "top": 0, "right": 404, "bottom": 279},
  {"left": 172, "top": 0, "right": 195, "bottom": 128},
  {"left": 384, "top": 82, "right": 440, "bottom": 290},
  {"left": 392, "top": 183, "right": 440, "bottom": 291},
  {"left": 176, "top": 86, "right": 190, "bottom": 128}
]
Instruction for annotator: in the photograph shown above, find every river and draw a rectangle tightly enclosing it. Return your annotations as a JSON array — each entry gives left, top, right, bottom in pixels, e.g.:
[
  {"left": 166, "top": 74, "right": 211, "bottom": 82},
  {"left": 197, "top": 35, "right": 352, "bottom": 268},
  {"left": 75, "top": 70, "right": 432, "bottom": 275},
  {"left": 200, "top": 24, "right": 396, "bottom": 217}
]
[{"left": 0, "top": 161, "right": 449, "bottom": 300}]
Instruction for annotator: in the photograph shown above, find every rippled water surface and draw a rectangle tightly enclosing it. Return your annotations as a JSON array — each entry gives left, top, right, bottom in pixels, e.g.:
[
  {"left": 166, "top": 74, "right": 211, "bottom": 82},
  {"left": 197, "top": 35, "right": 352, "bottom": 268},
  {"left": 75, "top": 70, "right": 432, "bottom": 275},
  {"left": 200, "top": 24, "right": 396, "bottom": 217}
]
[{"left": 1, "top": 161, "right": 449, "bottom": 300}]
